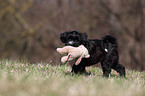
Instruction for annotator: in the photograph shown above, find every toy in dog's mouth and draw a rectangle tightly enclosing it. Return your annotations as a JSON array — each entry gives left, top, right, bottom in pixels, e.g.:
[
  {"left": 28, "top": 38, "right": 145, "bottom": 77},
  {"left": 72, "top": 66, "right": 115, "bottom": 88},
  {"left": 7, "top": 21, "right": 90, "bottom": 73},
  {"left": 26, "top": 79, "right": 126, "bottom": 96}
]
[{"left": 56, "top": 45, "right": 90, "bottom": 65}]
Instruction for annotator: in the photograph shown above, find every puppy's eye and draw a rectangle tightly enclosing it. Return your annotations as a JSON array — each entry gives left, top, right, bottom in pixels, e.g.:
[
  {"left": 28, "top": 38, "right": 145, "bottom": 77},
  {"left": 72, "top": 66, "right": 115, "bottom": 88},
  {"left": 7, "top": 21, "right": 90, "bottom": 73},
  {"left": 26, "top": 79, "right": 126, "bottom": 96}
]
[
  {"left": 74, "top": 37, "right": 79, "bottom": 41},
  {"left": 68, "top": 35, "right": 73, "bottom": 39}
]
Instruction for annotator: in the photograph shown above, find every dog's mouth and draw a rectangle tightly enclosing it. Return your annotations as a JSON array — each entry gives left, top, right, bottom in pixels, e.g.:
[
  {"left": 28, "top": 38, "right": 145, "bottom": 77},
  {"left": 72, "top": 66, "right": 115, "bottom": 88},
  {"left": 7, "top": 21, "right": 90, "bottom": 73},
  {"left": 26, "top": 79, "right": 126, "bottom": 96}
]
[
  {"left": 68, "top": 41, "right": 74, "bottom": 45},
  {"left": 65, "top": 41, "right": 75, "bottom": 46},
  {"left": 65, "top": 41, "right": 80, "bottom": 47}
]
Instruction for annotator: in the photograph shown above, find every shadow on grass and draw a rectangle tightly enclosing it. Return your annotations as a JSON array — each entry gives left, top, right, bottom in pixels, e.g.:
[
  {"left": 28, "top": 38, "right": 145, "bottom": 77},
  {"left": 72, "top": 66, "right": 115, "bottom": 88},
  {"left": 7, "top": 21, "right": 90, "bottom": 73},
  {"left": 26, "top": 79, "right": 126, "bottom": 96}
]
[
  {"left": 110, "top": 74, "right": 119, "bottom": 78},
  {"left": 110, "top": 74, "right": 127, "bottom": 79},
  {"left": 63, "top": 71, "right": 126, "bottom": 79},
  {"left": 64, "top": 71, "right": 95, "bottom": 76}
]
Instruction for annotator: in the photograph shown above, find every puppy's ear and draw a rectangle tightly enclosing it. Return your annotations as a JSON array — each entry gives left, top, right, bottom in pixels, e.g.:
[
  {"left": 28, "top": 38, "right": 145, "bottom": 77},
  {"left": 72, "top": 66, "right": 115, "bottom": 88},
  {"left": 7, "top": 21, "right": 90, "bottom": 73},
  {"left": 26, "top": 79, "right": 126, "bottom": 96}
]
[
  {"left": 60, "top": 32, "right": 68, "bottom": 43},
  {"left": 81, "top": 33, "right": 88, "bottom": 41}
]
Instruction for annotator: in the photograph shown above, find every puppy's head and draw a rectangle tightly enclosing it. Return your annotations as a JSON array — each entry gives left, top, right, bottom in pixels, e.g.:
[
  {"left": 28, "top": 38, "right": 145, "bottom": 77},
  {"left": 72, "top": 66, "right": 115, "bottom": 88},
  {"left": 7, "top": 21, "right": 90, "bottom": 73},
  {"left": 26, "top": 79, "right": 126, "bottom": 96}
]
[{"left": 60, "top": 31, "right": 88, "bottom": 47}]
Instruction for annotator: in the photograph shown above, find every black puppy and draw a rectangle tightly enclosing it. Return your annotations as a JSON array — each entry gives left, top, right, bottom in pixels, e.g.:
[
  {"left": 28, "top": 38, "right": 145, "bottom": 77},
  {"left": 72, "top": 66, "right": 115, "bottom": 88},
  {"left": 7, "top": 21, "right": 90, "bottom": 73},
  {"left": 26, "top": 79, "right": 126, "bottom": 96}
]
[{"left": 60, "top": 31, "right": 125, "bottom": 77}]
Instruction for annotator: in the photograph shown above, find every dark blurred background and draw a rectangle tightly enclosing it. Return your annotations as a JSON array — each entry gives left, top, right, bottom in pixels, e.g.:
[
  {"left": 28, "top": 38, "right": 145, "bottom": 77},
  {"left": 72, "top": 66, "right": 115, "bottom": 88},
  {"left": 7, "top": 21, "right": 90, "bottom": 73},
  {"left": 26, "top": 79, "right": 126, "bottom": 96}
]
[{"left": 0, "top": 0, "right": 145, "bottom": 71}]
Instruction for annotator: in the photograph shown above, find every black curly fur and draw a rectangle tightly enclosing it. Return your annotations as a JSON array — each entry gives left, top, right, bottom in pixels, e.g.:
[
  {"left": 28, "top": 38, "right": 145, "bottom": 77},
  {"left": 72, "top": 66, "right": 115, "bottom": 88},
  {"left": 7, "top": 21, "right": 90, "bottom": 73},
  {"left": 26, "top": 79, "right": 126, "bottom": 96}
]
[{"left": 60, "top": 31, "right": 125, "bottom": 77}]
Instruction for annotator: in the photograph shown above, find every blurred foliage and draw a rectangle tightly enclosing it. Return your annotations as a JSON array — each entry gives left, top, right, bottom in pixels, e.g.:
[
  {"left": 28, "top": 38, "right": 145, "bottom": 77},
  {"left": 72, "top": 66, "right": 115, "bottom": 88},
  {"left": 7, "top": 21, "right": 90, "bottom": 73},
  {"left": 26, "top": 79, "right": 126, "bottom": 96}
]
[{"left": 0, "top": 0, "right": 145, "bottom": 70}]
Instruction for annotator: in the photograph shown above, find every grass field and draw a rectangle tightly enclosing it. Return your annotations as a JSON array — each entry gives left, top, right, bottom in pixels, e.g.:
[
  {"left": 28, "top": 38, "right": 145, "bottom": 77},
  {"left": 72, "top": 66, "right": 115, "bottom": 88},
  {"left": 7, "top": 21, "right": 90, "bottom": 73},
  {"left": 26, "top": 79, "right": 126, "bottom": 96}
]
[{"left": 0, "top": 60, "right": 144, "bottom": 96}]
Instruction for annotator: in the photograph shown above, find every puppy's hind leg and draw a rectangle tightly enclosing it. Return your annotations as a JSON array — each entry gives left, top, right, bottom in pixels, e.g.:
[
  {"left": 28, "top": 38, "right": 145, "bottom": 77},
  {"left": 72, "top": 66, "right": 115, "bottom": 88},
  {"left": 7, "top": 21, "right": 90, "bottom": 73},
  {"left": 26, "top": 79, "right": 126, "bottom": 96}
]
[
  {"left": 112, "top": 63, "right": 126, "bottom": 77},
  {"left": 101, "top": 61, "right": 112, "bottom": 78}
]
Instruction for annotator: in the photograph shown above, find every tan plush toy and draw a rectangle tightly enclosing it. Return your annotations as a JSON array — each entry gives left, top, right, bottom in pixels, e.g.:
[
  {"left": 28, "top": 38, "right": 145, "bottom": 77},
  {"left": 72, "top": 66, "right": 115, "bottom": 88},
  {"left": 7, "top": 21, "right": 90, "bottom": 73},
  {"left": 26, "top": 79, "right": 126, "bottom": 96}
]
[{"left": 56, "top": 45, "right": 90, "bottom": 65}]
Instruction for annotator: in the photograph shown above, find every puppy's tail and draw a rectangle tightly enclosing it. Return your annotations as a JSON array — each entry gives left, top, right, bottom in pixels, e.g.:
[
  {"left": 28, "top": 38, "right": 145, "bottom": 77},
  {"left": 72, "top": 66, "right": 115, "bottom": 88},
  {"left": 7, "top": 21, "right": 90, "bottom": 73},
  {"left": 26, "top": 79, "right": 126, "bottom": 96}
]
[{"left": 101, "top": 35, "right": 118, "bottom": 47}]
